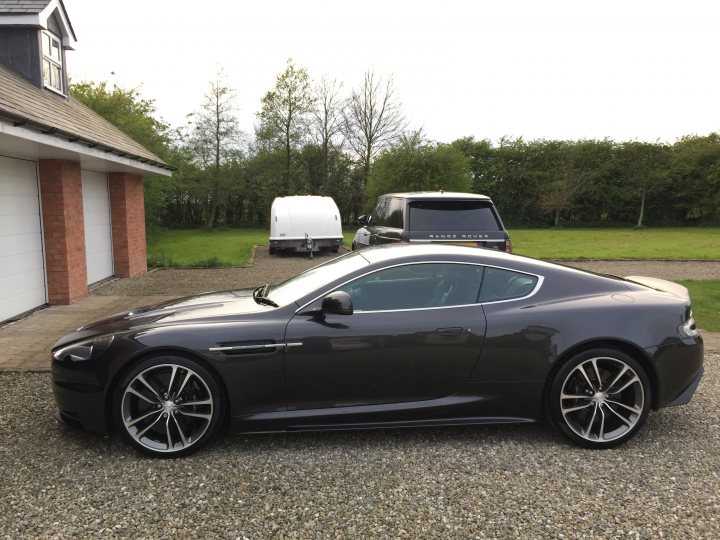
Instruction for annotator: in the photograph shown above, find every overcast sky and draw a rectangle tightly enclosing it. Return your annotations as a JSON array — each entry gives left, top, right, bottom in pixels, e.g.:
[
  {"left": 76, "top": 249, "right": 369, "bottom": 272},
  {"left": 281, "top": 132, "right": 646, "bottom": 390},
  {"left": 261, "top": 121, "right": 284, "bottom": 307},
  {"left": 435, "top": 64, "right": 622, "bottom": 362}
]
[{"left": 65, "top": 0, "right": 719, "bottom": 144}]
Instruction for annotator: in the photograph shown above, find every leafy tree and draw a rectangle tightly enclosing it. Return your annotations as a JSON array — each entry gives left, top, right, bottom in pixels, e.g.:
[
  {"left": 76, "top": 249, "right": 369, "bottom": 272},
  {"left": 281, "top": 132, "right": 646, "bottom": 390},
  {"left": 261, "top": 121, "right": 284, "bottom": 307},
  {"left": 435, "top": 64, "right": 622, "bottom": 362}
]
[
  {"left": 256, "top": 59, "right": 315, "bottom": 193},
  {"left": 667, "top": 134, "right": 720, "bottom": 223},
  {"left": 367, "top": 131, "right": 470, "bottom": 205},
  {"left": 342, "top": 71, "right": 406, "bottom": 191},
  {"left": 70, "top": 81, "right": 171, "bottom": 159},
  {"left": 187, "top": 72, "right": 243, "bottom": 228},
  {"left": 619, "top": 141, "right": 670, "bottom": 226}
]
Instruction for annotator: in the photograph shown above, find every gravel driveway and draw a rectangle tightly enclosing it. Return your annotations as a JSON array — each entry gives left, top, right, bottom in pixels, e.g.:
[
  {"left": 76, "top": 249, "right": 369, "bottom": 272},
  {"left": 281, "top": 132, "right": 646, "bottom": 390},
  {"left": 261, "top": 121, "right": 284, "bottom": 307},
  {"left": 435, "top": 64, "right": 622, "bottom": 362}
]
[{"left": 1, "top": 351, "right": 718, "bottom": 538}]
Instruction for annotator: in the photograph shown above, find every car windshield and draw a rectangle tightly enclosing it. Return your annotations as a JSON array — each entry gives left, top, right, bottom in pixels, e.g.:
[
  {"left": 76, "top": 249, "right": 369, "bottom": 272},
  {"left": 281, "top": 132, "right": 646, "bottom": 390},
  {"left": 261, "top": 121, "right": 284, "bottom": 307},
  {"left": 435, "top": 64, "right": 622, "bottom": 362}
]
[{"left": 265, "top": 251, "right": 369, "bottom": 306}]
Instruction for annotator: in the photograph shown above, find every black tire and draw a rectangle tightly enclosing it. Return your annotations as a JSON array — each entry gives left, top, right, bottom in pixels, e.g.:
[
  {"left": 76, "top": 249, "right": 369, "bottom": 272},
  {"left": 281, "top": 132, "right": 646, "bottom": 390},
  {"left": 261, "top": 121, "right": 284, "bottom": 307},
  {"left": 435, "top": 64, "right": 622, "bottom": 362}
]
[
  {"left": 332, "top": 246, "right": 339, "bottom": 253},
  {"left": 113, "top": 355, "right": 225, "bottom": 458},
  {"left": 351, "top": 242, "right": 356, "bottom": 251},
  {"left": 548, "top": 348, "right": 651, "bottom": 449},
  {"left": 268, "top": 247, "right": 277, "bottom": 255}
]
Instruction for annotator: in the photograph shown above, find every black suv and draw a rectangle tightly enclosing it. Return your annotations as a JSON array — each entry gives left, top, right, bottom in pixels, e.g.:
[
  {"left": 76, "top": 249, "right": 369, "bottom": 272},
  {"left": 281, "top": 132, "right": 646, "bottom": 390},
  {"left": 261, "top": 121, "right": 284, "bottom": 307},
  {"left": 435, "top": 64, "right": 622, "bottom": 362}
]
[{"left": 353, "top": 191, "right": 511, "bottom": 252}]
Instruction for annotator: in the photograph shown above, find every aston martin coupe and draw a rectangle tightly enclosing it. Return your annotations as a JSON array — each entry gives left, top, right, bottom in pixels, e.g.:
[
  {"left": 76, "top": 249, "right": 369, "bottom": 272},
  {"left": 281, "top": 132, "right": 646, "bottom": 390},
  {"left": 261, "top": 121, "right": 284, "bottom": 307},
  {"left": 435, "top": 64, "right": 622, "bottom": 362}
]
[{"left": 52, "top": 244, "right": 704, "bottom": 457}]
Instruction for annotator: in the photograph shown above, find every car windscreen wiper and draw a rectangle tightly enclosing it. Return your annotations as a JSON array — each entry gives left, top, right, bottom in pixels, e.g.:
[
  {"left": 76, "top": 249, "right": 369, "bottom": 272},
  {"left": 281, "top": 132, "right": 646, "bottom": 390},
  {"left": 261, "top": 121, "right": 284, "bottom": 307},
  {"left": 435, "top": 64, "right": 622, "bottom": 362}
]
[{"left": 253, "top": 284, "right": 278, "bottom": 307}]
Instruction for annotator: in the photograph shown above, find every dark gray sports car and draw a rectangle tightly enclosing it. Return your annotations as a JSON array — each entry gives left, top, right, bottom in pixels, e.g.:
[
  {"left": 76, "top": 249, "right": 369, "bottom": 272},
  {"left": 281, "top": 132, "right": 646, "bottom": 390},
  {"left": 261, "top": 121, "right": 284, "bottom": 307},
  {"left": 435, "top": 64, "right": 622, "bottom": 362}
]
[{"left": 52, "top": 244, "right": 704, "bottom": 457}]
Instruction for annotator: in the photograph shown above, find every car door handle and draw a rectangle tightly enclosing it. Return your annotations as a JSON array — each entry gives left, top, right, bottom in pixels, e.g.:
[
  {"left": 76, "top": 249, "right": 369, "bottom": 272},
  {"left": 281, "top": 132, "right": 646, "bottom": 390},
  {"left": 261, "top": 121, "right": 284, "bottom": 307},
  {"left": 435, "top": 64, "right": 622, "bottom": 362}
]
[{"left": 436, "top": 327, "right": 463, "bottom": 334}]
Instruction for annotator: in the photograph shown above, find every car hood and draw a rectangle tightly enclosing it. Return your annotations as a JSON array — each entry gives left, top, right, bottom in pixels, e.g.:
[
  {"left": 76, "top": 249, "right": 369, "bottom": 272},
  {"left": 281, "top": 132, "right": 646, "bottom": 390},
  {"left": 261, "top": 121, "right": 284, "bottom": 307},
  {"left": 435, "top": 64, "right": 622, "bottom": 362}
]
[{"left": 54, "top": 289, "right": 271, "bottom": 348}]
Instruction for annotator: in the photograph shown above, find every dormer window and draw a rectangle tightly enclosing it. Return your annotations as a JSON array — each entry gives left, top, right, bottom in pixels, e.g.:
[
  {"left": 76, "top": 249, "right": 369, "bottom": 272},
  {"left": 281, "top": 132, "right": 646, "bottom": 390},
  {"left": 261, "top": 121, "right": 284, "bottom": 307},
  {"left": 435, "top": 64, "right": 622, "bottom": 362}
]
[{"left": 41, "top": 30, "right": 64, "bottom": 94}]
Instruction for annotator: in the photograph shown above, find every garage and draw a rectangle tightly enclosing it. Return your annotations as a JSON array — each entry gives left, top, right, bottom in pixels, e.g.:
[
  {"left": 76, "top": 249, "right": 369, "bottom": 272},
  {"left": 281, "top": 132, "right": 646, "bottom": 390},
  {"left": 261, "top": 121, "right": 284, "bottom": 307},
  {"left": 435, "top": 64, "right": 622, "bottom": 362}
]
[
  {"left": 81, "top": 170, "right": 114, "bottom": 284},
  {"left": 0, "top": 155, "right": 47, "bottom": 322}
]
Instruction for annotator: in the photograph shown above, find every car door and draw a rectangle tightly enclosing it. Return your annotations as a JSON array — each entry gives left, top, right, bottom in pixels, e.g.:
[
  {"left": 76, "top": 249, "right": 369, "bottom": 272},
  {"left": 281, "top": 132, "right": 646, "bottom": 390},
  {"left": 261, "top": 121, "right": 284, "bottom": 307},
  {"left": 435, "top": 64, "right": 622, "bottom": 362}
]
[{"left": 284, "top": 263, "right": 487, "bottom": 410}]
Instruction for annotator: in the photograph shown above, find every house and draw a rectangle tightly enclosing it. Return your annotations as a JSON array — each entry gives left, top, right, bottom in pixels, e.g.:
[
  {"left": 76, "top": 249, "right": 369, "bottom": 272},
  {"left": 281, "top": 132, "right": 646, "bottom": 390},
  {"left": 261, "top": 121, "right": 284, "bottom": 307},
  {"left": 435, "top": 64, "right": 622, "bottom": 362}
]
[{"left": 0, "top": 0, "right": 171, "bottom": 323}]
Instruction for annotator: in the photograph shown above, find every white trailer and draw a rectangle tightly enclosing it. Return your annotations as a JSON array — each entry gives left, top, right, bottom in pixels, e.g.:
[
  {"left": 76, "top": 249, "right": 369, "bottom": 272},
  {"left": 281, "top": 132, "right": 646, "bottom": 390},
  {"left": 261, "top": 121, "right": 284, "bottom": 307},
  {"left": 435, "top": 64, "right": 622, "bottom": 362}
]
[{"left": 269, "top": 196, "right": 343, "bottom": 255}]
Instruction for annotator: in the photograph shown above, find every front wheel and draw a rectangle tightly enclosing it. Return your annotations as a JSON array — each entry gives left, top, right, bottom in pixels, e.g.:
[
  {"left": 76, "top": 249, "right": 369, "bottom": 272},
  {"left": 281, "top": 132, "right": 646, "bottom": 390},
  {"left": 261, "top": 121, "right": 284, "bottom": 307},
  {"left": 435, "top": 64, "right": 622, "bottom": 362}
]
[
  {"left": 113, "top": 355, "right": 225, "bottom": 457},
  {"left": 548, "top": 349, "right": 651, "bottom": 449}
]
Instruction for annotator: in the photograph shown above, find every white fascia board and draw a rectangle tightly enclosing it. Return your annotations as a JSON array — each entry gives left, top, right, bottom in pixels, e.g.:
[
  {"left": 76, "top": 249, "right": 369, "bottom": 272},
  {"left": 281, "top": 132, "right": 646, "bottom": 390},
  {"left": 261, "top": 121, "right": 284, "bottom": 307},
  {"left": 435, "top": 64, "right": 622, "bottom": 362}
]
[
  {"left": 39, "top": 0, "right": 77, "bottom": 49},
  {"left": 0, "top": 13, "right": 42, "bottom": 26},
  {"left": 0, "top": 119, "right": 171, "bottom": 177}
]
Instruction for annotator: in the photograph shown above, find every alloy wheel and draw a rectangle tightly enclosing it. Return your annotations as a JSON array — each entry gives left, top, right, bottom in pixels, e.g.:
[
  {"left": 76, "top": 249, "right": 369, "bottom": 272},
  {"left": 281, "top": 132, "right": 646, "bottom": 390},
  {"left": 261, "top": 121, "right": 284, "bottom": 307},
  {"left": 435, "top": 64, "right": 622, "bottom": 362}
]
[
  {"left": 121, "top": 363, "right": 214, "bottom": 454},
  {"left": 559, "top": 356, "right": 645, "bottom": 443}
]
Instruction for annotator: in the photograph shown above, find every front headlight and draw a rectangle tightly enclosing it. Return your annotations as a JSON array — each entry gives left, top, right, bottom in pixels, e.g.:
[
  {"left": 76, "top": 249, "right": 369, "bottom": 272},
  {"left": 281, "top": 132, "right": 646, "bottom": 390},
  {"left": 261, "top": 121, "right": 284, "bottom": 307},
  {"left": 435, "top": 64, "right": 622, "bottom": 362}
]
[
  {"left": 678, "top": 311, "right": 698, "bottom": 339},
  {"left": 52, "top": 335, "right": 114, "bottom": 362}
]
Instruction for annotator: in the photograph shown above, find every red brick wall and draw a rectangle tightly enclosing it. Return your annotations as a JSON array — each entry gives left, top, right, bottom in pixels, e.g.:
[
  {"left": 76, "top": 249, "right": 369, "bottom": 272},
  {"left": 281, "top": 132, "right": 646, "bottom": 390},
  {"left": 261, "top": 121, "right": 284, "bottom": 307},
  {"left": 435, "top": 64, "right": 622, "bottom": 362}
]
[
  {"left": 38, "top": 159, "right": 88, "bottom": 304},
  {"left": 109, "top": 173, "right": 147, "bottom": 277}
]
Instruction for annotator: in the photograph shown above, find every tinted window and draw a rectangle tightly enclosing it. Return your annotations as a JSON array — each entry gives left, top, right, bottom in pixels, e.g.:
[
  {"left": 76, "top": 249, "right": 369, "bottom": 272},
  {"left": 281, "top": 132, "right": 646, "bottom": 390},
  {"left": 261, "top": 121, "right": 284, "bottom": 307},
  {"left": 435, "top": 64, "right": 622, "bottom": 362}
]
[
  {"left": 479, "top": 267, "right": 538, "bottom": 302},
  {"left": 386, "top": 198, "right": 404, "bottom": 228},
  {"left": 337, "top": 263, "right": 483, "bottom": 311},
  {"left": 370, "top": 197, "right": 391, "bottom": 226},
  {"left": 409, "top": 200, "right": 501, "bottom": 231}
]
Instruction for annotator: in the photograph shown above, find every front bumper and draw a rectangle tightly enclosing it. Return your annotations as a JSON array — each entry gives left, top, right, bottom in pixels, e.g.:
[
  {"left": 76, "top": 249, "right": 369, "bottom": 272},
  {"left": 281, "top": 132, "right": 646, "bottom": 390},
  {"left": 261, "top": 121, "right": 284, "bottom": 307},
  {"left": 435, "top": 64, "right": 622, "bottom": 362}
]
[{"left": 52, "top": 359, "right": 109, "bottom": 434}]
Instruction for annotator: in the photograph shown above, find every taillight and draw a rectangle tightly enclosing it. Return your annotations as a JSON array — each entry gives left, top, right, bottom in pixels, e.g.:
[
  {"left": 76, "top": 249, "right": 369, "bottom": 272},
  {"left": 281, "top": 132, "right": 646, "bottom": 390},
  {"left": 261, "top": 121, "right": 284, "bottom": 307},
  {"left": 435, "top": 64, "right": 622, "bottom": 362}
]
[{"left": 505, "top": 239, "right": 512, "bottom": 253}]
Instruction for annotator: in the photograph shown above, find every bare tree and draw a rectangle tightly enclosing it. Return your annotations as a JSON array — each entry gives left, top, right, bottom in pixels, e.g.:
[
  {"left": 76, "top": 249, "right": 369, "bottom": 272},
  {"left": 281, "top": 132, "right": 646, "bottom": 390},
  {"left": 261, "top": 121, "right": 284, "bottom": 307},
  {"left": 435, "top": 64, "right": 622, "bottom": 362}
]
[
  {"left": 312, "top": 77, "right": 344, "bottom": 186},
  {"left": 342, "top": 71, "right": 406, "bottom": 190},
  {"left": 188, "top": 70, "right": 242, "bottom": 228}
]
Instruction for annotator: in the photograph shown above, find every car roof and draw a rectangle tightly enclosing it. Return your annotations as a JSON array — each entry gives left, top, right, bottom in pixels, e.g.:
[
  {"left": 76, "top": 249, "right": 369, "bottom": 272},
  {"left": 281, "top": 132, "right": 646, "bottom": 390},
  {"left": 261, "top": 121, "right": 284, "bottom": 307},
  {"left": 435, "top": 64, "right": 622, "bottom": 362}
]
[
  {"left": 382, "top": 191, "right": 492, "bottom": 201},
  {"left": 356, "top": 243, "right": 593, "bottom": 278}
]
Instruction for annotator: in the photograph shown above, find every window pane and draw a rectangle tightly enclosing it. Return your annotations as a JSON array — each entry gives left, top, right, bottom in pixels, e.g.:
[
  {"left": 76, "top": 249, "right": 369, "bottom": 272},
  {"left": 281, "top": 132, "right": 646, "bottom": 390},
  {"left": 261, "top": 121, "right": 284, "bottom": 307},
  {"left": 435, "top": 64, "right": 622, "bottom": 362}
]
[
  {"left": 409, "top": 200, "right": 501, "bottom": 231},
  {"left": 338, "top": 263, "right": 483, "bottom": 311},
  {"left": 479, "top": 267, "right": 538, "bottom": 302},
  {"left": 52, "top": 64, "right": 62, "bottom": 90},
  {"left": 42, "top": 59, "right": 51, "bottom": 86},
  {"left": 50, "top": 39, "right": 61, "bottom": 61},
  {"left": 42, "top": 33, "right": 50, "bottom": 55}
]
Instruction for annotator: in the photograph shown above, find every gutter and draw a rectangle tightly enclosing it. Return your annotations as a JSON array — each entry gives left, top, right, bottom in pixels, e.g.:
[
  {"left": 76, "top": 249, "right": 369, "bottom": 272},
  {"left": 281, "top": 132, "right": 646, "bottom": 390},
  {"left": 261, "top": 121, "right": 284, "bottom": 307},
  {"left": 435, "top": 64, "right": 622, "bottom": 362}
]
[{"left": 0, "top": 108, "right": 175, "bottom": 172}]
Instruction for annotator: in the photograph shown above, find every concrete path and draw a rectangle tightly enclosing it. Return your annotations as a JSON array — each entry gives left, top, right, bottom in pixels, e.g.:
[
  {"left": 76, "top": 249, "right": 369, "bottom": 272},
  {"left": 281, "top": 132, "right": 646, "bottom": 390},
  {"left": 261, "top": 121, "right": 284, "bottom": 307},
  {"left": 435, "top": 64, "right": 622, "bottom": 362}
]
[{"left": 0, "top": 295, "right": 172, "bottom": 370}]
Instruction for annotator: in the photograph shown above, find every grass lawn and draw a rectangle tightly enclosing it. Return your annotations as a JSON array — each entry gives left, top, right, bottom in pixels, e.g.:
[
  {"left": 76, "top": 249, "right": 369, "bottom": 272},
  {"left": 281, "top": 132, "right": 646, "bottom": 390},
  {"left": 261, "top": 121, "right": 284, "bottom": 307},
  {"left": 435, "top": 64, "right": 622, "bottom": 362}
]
[
  {"left": 509, "top": 228, "right": 720, "bottom": 260},
  {"left": 679, "top": 280, "right": 720, "bottom": 332},
  {"left": 147, "top": 228, "right": 268, "bottom": 267}
]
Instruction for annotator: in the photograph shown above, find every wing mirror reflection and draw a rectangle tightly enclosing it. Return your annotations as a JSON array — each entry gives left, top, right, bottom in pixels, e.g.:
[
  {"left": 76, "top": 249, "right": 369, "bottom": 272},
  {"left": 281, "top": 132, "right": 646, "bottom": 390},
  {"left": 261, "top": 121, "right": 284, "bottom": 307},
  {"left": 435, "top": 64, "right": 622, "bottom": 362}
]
[
  {"left": 321, "top": 291, "right": 354, "bottom": 315},
  {"left": 357, "top": 215, "right": 368, "bottom": 226}
]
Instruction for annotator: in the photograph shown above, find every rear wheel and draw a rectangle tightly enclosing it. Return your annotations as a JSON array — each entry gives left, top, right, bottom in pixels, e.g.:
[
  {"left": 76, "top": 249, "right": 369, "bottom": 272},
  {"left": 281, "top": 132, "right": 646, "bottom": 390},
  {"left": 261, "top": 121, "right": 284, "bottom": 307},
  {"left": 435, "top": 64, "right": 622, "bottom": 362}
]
[
  {"left": 548, "top": 348, "right": 651, "bottom": 448},
  {"left": 113, "top": 355, "right": 225, "bottom": 457},
  {"left": 268, "top": 246, "right": 277, "bottom": 255}
]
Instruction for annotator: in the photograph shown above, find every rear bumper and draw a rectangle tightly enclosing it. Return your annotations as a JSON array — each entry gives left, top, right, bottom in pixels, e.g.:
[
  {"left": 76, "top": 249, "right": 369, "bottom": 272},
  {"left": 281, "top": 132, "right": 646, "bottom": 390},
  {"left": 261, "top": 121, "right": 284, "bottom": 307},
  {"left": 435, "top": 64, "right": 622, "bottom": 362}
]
[
  {"left": 269, "top": 237, "right": 342, "bottom": 251},
  {"left": 665, "top": 367, "right": 704, "bottom": 407}
]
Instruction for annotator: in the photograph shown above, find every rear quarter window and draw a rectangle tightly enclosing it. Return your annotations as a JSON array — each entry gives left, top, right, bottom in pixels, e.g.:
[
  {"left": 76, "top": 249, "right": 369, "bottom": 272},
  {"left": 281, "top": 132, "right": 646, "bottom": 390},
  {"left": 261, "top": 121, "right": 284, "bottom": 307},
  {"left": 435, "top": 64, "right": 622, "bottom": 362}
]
[{"left": 479, "top": 267, "right": 539, "bottom": 302}]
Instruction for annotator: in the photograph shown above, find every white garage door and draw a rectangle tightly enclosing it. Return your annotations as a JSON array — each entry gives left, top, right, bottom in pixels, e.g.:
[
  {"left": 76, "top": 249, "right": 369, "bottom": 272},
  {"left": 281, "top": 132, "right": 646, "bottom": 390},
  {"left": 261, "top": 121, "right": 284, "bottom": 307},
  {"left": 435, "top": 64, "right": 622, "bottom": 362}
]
[
  {"left": 0, "top": 156, "right": 46, "bottom": 322},
  {"left": 82, "top": 170, "right": 114, "bottom": 284}
]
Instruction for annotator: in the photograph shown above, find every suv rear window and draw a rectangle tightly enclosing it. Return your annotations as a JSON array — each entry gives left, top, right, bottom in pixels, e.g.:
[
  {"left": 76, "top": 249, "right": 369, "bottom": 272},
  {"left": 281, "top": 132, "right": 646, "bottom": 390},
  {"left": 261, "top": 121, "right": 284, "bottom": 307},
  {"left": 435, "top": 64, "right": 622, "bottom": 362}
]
[{"left": 409, "top": 200, "right": 501, "bottom": 231}]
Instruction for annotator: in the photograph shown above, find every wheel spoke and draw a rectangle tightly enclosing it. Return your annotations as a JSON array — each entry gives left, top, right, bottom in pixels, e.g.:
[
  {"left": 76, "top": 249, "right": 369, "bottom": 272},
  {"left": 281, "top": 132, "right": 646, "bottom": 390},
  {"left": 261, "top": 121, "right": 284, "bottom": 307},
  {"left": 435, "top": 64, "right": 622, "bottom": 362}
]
[
  {"left": 125, "top": 408, "right": 161, "bottom": 428},
  {"left": 561, "top": 394, "right": 592, "bottom": 400},
  {"left": 584, "top": 403, "right": 599, "bottom": 437},
  {"left": 607, "top": 376, "right": 639, "bottom": 395},
  {"left": 598, "top": 405, "right": 606, "bottom": 441},
  {"left": 591, "top": 358, "right": 603, "bottom": 389},
  {"left": 575, "top": 364, "right": 597, "bottom": 392},
  {"left": 165, "top": 415, "right": 173, "bottom": 450},
  {"left": 136, "top": 412, "right": 164, "bottom": 439},
  {"left": 125, "top": 386, "right": 159, "bottom": 404},
  {"left": 177, "top": 410, "right": 212, "bottom": 420},
  {"left": 167, "top": 365, "right": 178, "bottom": 398},
  {"left": 562, "top": 401, "right": 593, "bottom": 414},
  {"left": 603, "top": 402, "right": 632, "bottom": 427},
  {"left": 175, "top": 371, "right": 193, "bottom": 398},
  {"left": 605, "top": 365, "right": 629, "bottom": 394},
  {"left": 172, "top": 413, "right": 189, "bottom": 446},
  {"left": 607, "top": 399, "right": 641, "bottom": 415},
  {"left": 137, "top": 374, "right": 163, "bottom": 401},
  {"left": 177, "top": 399, "right": 213, "bottom": 407}
]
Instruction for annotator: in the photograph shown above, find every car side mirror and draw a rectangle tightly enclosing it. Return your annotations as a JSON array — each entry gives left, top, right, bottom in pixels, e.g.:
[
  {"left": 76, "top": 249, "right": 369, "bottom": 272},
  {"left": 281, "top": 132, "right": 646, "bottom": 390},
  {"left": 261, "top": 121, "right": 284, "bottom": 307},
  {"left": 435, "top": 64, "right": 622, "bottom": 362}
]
[
  {"left": 357, "top": 215, "right": 368, "bottom": 226},
  {"left": 321, "top": 291, "right": 353, "bottom": 315}
]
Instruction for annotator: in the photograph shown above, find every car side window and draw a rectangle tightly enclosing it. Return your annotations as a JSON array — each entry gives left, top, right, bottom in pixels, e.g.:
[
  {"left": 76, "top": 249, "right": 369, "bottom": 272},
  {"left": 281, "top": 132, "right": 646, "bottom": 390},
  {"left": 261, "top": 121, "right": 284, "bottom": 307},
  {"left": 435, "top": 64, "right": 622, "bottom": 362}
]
[
  {"left": 337, "top": 263, "right": 483, "bottom": 312},
  {"left": 479, "top": 267, "right": 539, "bottom": 302}
]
